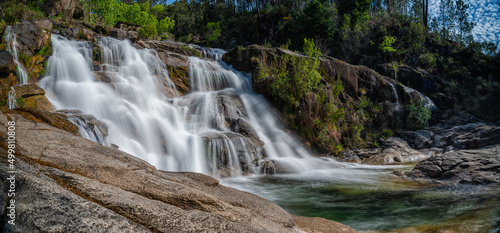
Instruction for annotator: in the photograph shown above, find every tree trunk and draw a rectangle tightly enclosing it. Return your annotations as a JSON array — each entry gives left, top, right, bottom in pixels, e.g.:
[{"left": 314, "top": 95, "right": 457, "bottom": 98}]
[{"left": 423, "top": 0, "right": 428, "bottom": 28}]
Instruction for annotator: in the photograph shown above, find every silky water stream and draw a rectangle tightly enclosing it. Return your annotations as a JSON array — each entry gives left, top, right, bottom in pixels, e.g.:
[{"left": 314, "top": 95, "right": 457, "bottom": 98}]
[{"left": 39, "top": 36, "right": 500, "bottom": 232}]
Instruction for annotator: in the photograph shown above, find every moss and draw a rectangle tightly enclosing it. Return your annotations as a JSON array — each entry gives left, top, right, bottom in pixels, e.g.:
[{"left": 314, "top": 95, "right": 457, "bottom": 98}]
[{"left": 15, "top": 97, "right": 25, "bottom": 108}]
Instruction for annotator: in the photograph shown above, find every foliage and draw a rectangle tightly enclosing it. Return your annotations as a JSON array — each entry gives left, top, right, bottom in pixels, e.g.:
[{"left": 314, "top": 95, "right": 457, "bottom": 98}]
[
  {"left": 15, "top": 97, "right": 25, "bottom": 108},
  {"left": 418, "top": 53, "right": 436, "bottom": 69},
  {"left": 206, "top": 22, "right": 221, "bottom": 44},
  {"left": 80, "top": 0, "right": 175, "bottom": 39},
  {"left": 379, "top": 36, "right": 396, "bottom": 53},
  {"left": 256, "top": 39, "right": 321, "bottom": 108},
  {"left": 405, "top": 101, "right": 431, "bottom": 130}
]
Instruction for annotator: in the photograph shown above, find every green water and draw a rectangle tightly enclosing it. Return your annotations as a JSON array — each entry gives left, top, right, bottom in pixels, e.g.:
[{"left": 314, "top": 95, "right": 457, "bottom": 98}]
[{"left": 222, "top": 164, "right": 500, "bottom": 232}]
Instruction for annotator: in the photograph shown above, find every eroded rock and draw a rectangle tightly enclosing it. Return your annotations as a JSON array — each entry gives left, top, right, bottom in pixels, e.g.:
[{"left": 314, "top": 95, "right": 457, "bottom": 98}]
[
  {"left": 407, "top": 144, "right": 500, "bottom": 184},
  {"left": 0, "top": 111, "right": 303, "bottom": 233}
]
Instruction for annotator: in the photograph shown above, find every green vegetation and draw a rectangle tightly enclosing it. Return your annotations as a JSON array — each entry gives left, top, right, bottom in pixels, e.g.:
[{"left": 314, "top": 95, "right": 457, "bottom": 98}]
[
  {"left": 405, "top": 101, "right": 431, "bottom": 130},
  {"left": 256, "top": 38, "right": 321, "bottom": 108},
  {"left": 79, "top": 0, "right": 175, "bottom": 39},
  {"left": 15, "top": 97, "right": 25, "bottom": 108}
]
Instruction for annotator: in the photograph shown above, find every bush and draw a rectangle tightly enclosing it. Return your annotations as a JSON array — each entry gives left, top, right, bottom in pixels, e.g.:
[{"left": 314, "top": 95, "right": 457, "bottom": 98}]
[
  {"left": 419, "top": 53, "right": 437, "bottom": 69},
  {"left": 405, "top": 101, "right": 431, "bottom": 130}
]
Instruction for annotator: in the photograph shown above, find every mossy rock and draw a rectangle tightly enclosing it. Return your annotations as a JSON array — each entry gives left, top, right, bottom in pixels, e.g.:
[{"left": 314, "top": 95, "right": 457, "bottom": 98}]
[{"left": 23, "top": 95, "right": 54, "bottom": 112}]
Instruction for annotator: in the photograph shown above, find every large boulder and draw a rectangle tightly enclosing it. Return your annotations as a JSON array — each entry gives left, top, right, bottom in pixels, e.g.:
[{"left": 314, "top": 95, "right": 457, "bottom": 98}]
[
  {"left": 406, "top": 144, "right": 500, "bottom": 184},
  {"left": 12, "top": 84, "right": 54, "bottom": 111},
  {"left": 0, "top": 111, "right": 305, "bottom": 233},
  {"left": 0, "top": 50, "right": 15, "bottom": 76},
  {"left": 375, "top": 63, "right": 443, "bottom": 94},
  {"left": 343, "top": 137, "right": 431, "bottom": 164},
  {"left": 42, "top": 0, "right": 84, "bottom": 19},
  {"left": 10, "top": 20, "right": 53, "bottom": 56}
]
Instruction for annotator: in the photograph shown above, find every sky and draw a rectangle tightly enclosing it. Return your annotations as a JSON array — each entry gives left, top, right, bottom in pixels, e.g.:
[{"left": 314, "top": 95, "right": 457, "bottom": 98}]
[{"left": 429, "top": 0, "right": 500, "bottom": 46}]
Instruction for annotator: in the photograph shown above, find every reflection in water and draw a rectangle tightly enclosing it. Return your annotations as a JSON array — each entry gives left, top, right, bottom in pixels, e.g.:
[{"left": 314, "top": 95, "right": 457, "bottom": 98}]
[{"left": 223, "top": 166, "right": 500, "bottom": 232}]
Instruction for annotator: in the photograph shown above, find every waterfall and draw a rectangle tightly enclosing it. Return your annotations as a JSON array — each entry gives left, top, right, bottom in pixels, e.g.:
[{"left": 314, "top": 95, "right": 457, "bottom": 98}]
[
  {"left": 40, "top": 35, "right": 342, "bottom": 177},
  {"left": 8, "top": 87, "right": 16, "bottom": 109},
  {"left": 4, "top": 26, "right": 29, "bottom": 84}
]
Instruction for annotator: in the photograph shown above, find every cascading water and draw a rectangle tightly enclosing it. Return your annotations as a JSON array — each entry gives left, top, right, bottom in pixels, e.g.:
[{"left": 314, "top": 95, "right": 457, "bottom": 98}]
[
  {"left": 8, "top": 87, "right": 16, "bottom": 109},
  {"left": 4, "top": 26, "right": 29, "bottom": 84},
  {"left": 40, "top": 35, "right": 342, "bottom": 177}
]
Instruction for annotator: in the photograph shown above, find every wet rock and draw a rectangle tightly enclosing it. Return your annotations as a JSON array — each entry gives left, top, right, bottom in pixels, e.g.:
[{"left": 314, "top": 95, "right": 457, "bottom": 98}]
[
  {"left": 0, "top": 112, "right": 303, "bottom": 232},
  {"left": 349, "top": 137, "right": 430, "bottom": 164},
  {"left": 230, "top": 118, "right": 264, "bottom": 147},
  {"left": 156, "top": 51, "right": 189, "bottom": 94},
  {"left": 407, "top": 144, "right": 500, "bottom": 184},
  {"left": 2, "top": 108, "right": 79, "bottom": 135},
  {"left": 0, "top": 74, "right": 17, "bottom": 99},
  {"left": 375, "top": 63, "right": 443, "bottom": 94},
  {"left": 13, "top": 83, "right": 46, "bottom": 98},
  {"left": 259, "top": 160, "right": 276, "bottom": 175},
  {"left": 293, "top": 215, "right": 358, "bottom": 233},
  {"left": 23, "top": 95, "right": 54, "bottom": 111},
  {"left": 11, "top": 20, "right": 52, "bottom": 55},
  {"left": 201, "top": 131, "right": 262, "bottom": 177},
  {"left": 0, "top": 50, "right": 15, "bottom": 76},
  {"left": 139, "top": 40, "right": 203, "bottom": 57},
  {"left": 57, "top": 109, "right": 109, "bottom": 143}
]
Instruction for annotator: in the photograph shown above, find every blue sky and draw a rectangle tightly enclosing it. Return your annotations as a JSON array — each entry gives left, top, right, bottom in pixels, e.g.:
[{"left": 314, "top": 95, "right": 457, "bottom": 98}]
[{"left": 429, "top": 0, "right": 500, "bottom": 45}]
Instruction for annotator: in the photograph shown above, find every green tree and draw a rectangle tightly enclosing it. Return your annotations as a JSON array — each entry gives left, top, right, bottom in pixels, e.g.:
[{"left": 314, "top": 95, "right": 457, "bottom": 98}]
[{"left": 206, "top": 22, "right": 221, "bottom": 44}]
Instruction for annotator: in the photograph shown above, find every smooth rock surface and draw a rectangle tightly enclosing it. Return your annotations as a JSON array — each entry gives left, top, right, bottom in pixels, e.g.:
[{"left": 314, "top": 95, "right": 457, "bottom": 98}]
[{"left": 0, "top": 110, "right": 305, "bottom": 232}]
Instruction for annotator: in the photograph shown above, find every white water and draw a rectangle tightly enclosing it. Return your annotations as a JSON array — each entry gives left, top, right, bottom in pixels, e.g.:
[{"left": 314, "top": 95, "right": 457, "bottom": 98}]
[
  {"left": 40, "top": 35, "right": 343, "bottom": 177},
  {"left": 7, "top": 87, "right": 16, "bottom": 109},
  {"left": 4, "top": 26, "right": 29, "bottom": 84}
]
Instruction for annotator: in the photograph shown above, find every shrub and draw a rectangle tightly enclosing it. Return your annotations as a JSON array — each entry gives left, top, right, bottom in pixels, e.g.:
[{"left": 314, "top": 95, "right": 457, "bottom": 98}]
[
  {"left": 419, "top": 53, "right": 437, "bottom": 69},
  {"left": 380, "top": 36, "right": 396, "bottom": 53},
  {"left": 405, "top": 101, "right": 431, "bottom": 130},
  {"left": 16, "top": 97, "right": 25, "bottom": 108}
]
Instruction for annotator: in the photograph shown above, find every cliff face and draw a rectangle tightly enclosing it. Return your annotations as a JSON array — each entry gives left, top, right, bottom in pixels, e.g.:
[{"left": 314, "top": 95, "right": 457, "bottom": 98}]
[{"left": 223, "top": 45, "right": 431, "bottom": 154}]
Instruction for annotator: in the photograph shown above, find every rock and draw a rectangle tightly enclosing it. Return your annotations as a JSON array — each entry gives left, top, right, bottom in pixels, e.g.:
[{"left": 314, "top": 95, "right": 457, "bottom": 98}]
[
  {"left": 0, "top": 50, "right": 15, "bottom": 76},
  {"left": 351, "top": 137, "right": 430, "bottom": 164},
  {"left": 156, "top": 51, "right": 190, "bottom": 94},
  {"left": 0, "top": 111, "right": 303, "bottom": 232},
  {"left": 23, "top": 95, "right": 54, "bottom": 111},
  {"left": 57, "top": 109, "right": 109, "bottom": 144},
  {"left": 431, "top": 122, "right": 500, "bottom": 149},
  {"left": 293, "top": 215, "right": 358, "bottom": 233},
  {"left": 139, "top": 40, "right": 203, "bottom": 57},
  {"left": 107, "top": 28, "right": 137, "bottom": 42},
  {"left": 259, "top": 160, "right": 276, "bottom": 175},
  {"left": 201, "top": 131, "right": 262, "bottom": 177},
  {"left": 230, "top": 118, "right": 264, "bottom": 147},
  {"left": 400, "top": 130, "right": 432, "bottom": 149},
  {"left": 11, "top": 20, "right": 52, "bottom": 55},
  {"left": 1, "top": 108, "right": 79, "bottom": 135},
  {"left": 13, "top": 83, "right": 46, "bottom": 98},
  {"left": 0, "top": 74, "right": 17, "bottom": 99},
  {"left": 375, "top": 63, "right": 442, "bottom": 94},
  {"left": 42, "top": 0, "right": 81, "bottom": 18},
  {"left": 407, "top": 144, "right": 500, "bottom": 184}
]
